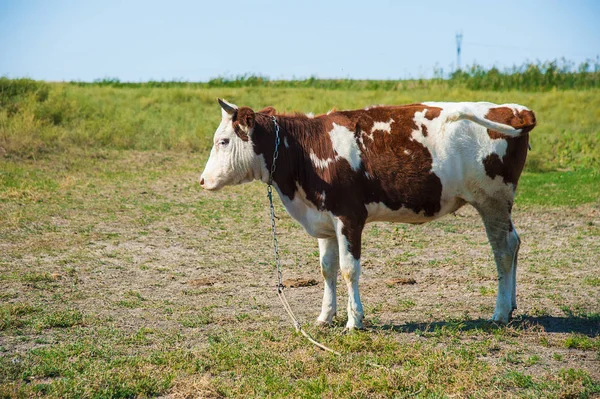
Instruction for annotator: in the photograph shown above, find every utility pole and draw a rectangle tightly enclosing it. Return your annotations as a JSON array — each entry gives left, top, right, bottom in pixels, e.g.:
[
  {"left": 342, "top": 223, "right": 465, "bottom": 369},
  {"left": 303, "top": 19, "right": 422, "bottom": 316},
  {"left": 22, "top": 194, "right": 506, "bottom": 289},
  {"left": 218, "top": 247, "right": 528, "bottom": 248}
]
[{"left": 456, "top": 31, "right": 463, "bottom": 71}]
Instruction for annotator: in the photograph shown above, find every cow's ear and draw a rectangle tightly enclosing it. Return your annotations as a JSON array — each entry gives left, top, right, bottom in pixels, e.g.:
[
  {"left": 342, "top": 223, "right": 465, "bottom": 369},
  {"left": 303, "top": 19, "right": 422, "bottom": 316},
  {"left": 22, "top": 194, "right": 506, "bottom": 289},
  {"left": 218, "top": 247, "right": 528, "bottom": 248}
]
[
  {"left": 218, "top": 98, "right": 238, "bottom": 119},
  {"left": 237, "top": 107, "right": 255, "bottom": 132}
]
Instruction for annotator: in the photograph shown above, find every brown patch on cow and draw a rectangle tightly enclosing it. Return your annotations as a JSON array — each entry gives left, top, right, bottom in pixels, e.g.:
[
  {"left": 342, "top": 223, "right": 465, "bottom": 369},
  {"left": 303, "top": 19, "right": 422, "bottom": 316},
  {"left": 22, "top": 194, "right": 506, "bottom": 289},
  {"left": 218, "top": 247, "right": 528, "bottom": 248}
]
[
  {"left": 282, "top": 278, "right": 318, "bottom": 288},
  {"left": 252, "top": 112, "right": 337, "bottom": 203},
  {"left": 385, "top": 277, "right": 417, "bottom": 286},
  {"left": 346, "top": 105, "right": 444, "bottom": 218},
  {"left": 420, "top": 107, "right": 441, "bottom": 136},
  {"left": 187, "top": 278, "right": 216, "bottom": 287},
  {"left": 340, "top": 215, "right": 366, "bottom": 260},
  {"left": 482, "top": 128, "right": 530, "bottom": 186},
  {"left": 424, "top": 107, "right": 442, "bottom": 120},
  {"left": 485, "top": 107, "right": 537, "bottom": 136}
]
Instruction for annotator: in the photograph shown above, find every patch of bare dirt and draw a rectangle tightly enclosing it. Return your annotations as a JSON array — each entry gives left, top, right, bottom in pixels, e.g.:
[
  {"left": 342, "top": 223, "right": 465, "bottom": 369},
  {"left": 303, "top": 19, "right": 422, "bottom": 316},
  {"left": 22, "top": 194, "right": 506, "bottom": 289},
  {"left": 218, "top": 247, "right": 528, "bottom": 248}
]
[
  {"left": 187, "top": 278, "right": 216, "bottom": 287},
  {"left": 282, "top": 278, "right": 318, "bottom": 288},
  {"left": 385, "top": 278, "right": 417, "bottom": 285}
]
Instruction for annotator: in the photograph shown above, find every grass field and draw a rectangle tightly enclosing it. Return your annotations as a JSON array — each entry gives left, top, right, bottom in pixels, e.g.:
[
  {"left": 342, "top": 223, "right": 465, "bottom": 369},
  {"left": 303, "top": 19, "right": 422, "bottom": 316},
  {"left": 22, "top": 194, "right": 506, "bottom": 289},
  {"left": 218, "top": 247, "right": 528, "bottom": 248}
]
[{"left": 1, "top": 80, "right": 599, "bottom": 398}]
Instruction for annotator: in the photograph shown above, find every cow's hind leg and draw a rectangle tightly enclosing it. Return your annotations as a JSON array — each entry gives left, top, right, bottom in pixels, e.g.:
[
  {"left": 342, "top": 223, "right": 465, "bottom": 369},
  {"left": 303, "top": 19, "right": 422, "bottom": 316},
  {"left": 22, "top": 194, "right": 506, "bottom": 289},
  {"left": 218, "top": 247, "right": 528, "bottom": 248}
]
[
  {"left": 476, "top": 201, "right": 520, "bottom": 324},
  {"left": 335, "top": 218, "right": 364, "bottom": 330},
  {"left": 316, "top": 237, "right": 339, "bottom": 325}
]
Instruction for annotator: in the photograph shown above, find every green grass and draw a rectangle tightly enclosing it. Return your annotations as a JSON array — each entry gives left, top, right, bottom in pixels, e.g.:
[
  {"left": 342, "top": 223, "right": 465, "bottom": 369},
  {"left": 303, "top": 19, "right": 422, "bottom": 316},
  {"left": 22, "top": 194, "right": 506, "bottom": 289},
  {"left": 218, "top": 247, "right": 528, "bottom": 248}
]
[
  {"left": 1, "top": 77, "right": 599, "bottom": 173},
  {"left": 0, "top": 330, "right": 177, "bottom": 398},
  {"left": 517, "top": 169, "right": 600, "bottom": 206},
  {"left": 7, "top": 324, "right": 592, "bottom": 398}
]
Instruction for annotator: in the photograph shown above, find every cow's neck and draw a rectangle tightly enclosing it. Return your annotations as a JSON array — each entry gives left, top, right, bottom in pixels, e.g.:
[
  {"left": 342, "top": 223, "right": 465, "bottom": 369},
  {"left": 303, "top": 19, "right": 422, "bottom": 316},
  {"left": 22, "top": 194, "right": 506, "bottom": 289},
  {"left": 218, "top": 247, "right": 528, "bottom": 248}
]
[{"left": 253, "top": 113, "right": 323, "bottom": 200}]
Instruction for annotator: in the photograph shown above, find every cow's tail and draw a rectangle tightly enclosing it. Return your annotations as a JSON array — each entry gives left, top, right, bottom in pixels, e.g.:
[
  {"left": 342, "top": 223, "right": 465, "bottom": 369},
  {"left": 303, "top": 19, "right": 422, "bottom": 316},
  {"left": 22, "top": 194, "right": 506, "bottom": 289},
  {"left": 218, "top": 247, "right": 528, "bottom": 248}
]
[{"left": 446, "top": 108, "right": 536, "bottom": 137}]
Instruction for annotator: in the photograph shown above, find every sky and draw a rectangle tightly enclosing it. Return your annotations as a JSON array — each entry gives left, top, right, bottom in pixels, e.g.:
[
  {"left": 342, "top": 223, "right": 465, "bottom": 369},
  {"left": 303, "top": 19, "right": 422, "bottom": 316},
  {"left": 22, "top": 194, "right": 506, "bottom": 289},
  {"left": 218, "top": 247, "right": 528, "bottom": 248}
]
[{"left": 1, "top": 0, "right": 599, "bottom": 82}]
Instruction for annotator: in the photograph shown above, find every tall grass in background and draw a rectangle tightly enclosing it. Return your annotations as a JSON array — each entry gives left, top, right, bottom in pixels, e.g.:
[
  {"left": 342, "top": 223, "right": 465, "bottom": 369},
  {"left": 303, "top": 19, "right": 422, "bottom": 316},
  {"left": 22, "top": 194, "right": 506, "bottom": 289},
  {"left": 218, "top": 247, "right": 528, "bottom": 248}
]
[
  {"left": 449, "top": 59, "right": 600, "bottom": 91},
  {"left": 67, "top": 59, "right": 600, "bottom": 91},
  {"left": 1, "top": 59, "right": 599, "bottom": 172}
]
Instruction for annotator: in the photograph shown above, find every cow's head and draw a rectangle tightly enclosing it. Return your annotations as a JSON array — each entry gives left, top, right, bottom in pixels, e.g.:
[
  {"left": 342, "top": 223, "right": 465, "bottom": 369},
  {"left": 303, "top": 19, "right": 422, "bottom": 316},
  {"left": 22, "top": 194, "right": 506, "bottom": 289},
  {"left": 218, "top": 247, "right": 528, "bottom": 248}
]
[{"left": 200, "top": 99, "right": 265, "bottom": 190}]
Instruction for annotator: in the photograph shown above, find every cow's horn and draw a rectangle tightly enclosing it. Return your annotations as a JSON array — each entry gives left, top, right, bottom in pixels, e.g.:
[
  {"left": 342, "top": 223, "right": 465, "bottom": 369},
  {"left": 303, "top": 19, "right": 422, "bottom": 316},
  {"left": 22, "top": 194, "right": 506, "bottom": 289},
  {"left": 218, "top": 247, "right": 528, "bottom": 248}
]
[{"left": 218, "top": 98, "right": 236, "bottom": 115}]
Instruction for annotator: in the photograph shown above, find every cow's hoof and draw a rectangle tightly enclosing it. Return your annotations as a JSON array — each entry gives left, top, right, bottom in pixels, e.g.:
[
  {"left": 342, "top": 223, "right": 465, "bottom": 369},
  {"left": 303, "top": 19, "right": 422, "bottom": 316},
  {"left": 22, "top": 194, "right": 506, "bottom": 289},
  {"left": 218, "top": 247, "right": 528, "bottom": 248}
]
[
  {"left": 315, "top": 318, "right": 333, "bottom": 328},
  {"left": 344, "top": 321, "right": 365, "bottom": 331},
  {"left": 490, "top": 312, "right": 510, "bottom": 325}
]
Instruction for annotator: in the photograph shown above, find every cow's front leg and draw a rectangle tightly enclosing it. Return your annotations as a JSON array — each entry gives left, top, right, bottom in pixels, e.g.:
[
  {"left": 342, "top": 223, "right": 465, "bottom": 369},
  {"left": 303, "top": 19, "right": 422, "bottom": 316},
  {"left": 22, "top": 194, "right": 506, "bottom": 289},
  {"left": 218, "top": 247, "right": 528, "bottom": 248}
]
[
  {"left": 316, "top": 237, "right": 339, "bottom": 325},
  {"left": 335, "top": 218, "right": 365, "bottom": 330}
]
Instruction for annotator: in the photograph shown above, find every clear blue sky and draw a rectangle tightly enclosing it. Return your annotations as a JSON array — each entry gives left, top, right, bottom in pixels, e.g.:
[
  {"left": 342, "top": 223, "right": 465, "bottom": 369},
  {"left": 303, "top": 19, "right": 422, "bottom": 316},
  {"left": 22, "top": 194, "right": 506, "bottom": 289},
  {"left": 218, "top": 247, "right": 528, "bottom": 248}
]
[{"left": 1, "top": 0, "right": 599, "bottom": 82}]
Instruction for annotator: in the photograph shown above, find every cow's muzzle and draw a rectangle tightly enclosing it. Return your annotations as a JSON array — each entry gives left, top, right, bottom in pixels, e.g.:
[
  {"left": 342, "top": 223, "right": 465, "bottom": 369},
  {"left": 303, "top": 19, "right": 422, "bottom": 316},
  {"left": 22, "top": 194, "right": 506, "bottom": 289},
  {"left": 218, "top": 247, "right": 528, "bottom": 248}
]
[{"left": 199, "top": 175, "right": 221, "bottom": 191}]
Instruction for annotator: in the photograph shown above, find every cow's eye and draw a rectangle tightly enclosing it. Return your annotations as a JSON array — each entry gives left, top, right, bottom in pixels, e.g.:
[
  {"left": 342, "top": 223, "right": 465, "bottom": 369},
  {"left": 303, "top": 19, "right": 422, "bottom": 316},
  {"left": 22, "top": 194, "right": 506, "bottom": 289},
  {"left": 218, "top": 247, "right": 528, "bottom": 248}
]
[{"left": 218, "top": 138, "right": 230, "bottom": 147}]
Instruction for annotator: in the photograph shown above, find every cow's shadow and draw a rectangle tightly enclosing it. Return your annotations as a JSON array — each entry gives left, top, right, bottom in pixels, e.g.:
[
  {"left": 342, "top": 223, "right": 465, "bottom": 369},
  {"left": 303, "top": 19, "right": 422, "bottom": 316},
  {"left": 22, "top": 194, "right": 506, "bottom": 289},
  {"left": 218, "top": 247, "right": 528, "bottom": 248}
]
[{"left": 374, "top": 315, "right": 600, "bottom": 337}]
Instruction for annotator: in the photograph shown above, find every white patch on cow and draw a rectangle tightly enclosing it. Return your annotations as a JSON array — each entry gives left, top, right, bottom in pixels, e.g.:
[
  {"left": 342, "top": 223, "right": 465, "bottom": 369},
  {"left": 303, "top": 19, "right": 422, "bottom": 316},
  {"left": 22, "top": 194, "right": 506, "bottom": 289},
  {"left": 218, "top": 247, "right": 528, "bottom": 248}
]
[
  {"left": 326, "top": 109, "right": 335, "bottom": 115},
  {"left": 310, "top": 150, "right": 334, "bottom": 169},
  {"left": 329, "top": 123, "right": 362, "bottom": 171},
  {"left": 306, "top": 112, "right": 315, "bottom": 118},
  {"left": 371, "top": 119, "right": 393, "bottom": 134},
  {"left": 320, "top": 190, "right": 326, "bottom": 206},
  {"left": 416, "top": 101, "right": 523, "bottom": 201},
  {"left": 403, "top": 149, "right": 411, "bottom": 155},
  {"left": 363, "top": 118, "right": 394, "bottom": 141},
  {"left": 364, "top": 104, "right": 385, "bottom": 110},
  {"left": 409, "top": 106, "right": 469, "bottom": 203},
  {"left": 284, "top": 136, "right": 289, "bottom": 148},
  {"left": 277, "top": 184, "right": 335, "bottom": 238},
  {"left": 364, "top": 171, "right": 372, "bottom": 180},
  {"left": 316, "top": 237, "right": 337, "bottom": 324}
]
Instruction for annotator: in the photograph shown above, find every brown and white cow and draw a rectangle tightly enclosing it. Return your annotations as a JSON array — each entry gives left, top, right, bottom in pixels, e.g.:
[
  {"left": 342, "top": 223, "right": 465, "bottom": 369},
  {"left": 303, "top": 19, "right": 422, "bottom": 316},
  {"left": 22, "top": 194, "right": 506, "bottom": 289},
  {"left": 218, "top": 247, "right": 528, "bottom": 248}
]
[{"left": 200, "top": 99, "right": 536, "bottom": 329}]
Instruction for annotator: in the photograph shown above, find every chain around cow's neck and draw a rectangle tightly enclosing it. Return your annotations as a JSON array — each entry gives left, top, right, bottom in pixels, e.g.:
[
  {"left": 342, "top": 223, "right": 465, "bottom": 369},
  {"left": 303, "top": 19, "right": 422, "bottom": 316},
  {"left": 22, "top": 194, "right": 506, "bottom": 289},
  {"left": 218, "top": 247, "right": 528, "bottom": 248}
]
[{"left": 267, "top": 115, "right": 280, "bottom": 186}]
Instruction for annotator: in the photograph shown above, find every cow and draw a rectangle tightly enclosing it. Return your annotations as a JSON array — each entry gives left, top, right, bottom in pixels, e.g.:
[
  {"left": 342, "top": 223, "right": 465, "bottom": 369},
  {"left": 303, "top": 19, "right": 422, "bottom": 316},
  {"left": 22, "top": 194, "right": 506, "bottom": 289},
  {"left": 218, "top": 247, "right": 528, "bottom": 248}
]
[{"left": 200, "top": 98, "right": 536, "bottom": 329}]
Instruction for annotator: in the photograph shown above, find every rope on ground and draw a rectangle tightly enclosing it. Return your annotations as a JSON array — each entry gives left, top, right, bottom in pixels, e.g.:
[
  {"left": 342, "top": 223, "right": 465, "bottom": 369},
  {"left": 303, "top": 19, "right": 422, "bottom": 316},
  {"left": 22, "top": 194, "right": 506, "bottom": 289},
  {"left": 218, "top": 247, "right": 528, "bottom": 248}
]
[{"left": 276, "top": 286, "right": 342, "bottom": 356}]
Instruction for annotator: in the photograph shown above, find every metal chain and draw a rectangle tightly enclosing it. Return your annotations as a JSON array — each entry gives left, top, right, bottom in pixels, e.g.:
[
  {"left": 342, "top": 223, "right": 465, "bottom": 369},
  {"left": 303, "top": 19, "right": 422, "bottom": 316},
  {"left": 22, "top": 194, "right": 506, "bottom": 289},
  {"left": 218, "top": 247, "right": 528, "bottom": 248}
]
[
  {"left": 267, "top": 116, "right": 284, "bottom": 294},
  {"left": 268, "top": 115, "right": 280, "bottom": 186}
]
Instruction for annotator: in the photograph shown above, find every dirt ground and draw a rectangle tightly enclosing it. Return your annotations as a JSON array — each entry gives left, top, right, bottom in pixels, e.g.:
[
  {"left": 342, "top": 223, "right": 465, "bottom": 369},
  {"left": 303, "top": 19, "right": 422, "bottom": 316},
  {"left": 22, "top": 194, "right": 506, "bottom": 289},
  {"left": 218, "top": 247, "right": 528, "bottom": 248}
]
[{"left": 1, "top": 153, "right": 598, "bottom": 396}]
